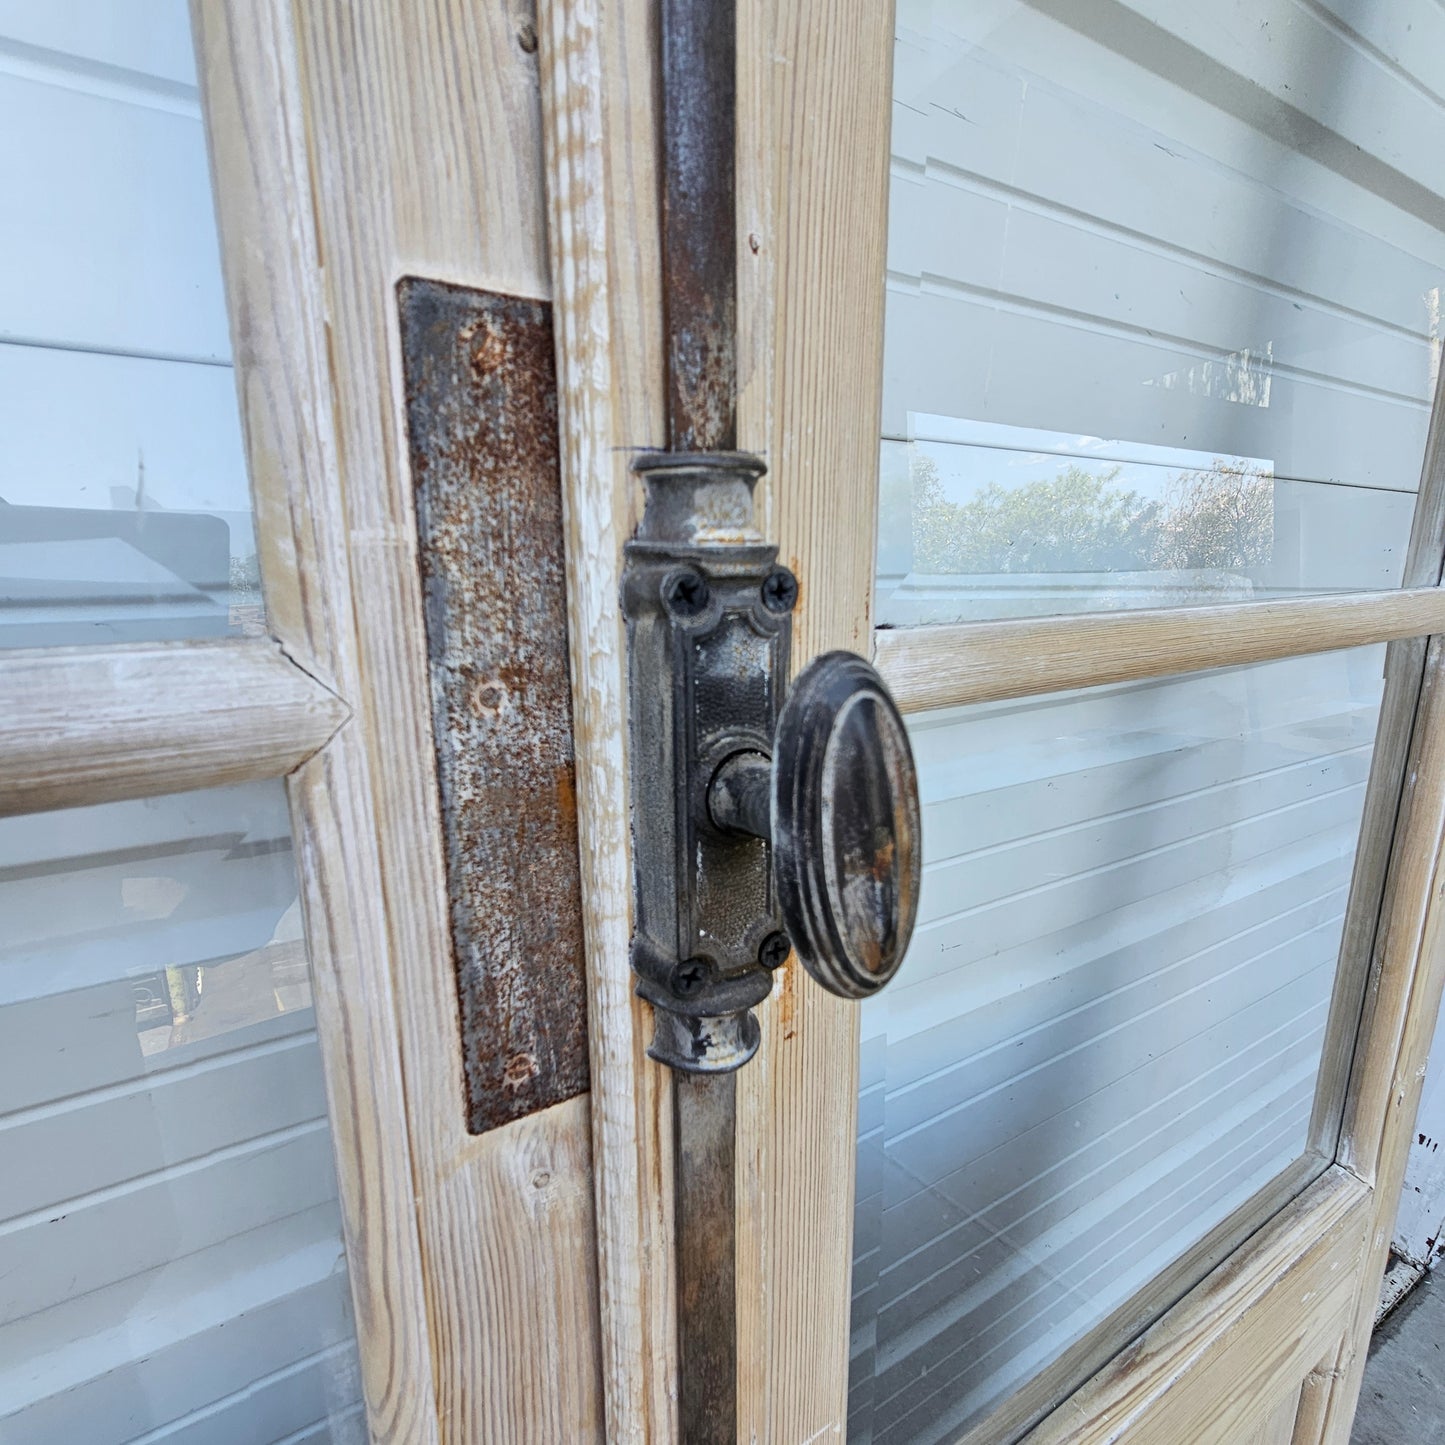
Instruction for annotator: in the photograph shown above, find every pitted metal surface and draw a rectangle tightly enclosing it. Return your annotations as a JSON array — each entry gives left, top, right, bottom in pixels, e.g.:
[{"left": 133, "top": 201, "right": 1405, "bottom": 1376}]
[{"left": 398, "top": 276, "right": 589, "bottom": 1134}]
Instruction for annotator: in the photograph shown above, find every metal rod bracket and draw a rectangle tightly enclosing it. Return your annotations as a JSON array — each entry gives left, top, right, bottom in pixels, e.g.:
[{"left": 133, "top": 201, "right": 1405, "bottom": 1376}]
[{"left": 623, "top": 450, "right": 796, "bottom": 1073}]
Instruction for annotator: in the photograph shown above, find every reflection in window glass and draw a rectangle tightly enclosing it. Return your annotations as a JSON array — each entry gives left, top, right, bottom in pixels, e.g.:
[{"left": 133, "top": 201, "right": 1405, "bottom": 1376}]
[
  {"left": 849, "top": 648, "right": 1385, "bottom": 1442},
  {"left": 874, "top": 0, "right": 1444, "bottom": 625},
  {"left": 859, "top": 0, "right": 1445, "bottom": 1437},
  {"left": 0, "top": 2, "right": 259, "bottom": 648},
  {"left": 0, "top": 783, "right": 364, "bottom": 1445},
  {"left": 878, "top": 418, "right": 1415, "bottom": 625}
]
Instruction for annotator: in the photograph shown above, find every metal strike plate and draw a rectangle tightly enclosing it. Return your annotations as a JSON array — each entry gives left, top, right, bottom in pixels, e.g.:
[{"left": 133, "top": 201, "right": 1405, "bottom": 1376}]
[{"left": 623, "top": 451, "right": 794, "bottom": 1073}]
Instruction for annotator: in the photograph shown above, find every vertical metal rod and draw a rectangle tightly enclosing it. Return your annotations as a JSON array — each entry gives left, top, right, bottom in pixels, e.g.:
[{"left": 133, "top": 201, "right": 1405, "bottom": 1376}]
[
  {"left": 661, "top": 0, "right": 738, "bottom": 452},
  {"left": 660, "top": 0, "right": 742, "bottom": 1437},
  {"left": 675, "top": 1072, "right": 738, "bottom": 1443}
]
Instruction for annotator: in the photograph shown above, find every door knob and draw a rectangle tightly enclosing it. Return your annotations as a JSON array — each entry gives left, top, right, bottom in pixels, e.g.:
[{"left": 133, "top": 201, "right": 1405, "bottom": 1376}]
[
  {"left": 624, "top": 450, "right": 922, "bottom": 1071},
  {"left": 707, "top": 652, "right": 921, "bottom": 999}
]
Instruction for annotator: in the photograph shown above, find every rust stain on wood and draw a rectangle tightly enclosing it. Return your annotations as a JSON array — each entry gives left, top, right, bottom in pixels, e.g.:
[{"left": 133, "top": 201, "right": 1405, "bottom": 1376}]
[{"left": 398, "top": 277, "right": 589, "bottom": 1134}]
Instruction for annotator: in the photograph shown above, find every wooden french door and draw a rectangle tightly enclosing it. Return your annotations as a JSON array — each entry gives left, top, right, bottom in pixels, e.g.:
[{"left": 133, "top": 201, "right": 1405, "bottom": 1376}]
[
  {"left": 711, "top": 5, "right": 1445, "bottom": 1445},
  {"left": 5, "top": 2, "right": 607, "bottom": 1443},
  {"left": 21, "top": 2, "right": 1427, "bottom": 1443}
]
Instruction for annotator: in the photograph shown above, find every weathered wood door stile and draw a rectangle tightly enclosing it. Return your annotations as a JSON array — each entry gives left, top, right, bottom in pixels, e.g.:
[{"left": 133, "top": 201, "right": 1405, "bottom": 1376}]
[
  {"left": 6, "top": 3, "right": 1443, "bottom": 1444},
  {"left": 540, "top": 1, "right": 1445, "bottom": 1441}
]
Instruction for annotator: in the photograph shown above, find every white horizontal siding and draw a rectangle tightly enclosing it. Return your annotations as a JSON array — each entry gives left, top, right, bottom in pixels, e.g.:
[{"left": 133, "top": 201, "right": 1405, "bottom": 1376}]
[
  {"left": 123, "top": 1345, "right": 363, "bottom": 1445},
  {"left": 0, "top": 69, "right": 228, "bottom": 361},
  {"left": 882, "top": 2, "right": 1445, "bottom": 491},
  {"left": 0, "top": 0, "right": 200, "bottom": 88},
  {"left": 0, "top": 1124, "right": 343, "bottom": 1327},
  {"left": 0, "top": 1030, "right": 327, "bottom": 1219},
  {"left": 0, "top": 0, "right": 254, "bottom": 649},
  {"left": 857, "top": 8, "right": 1444, "bottom": 1423},
  {"left": 0, "top": 970, "right": 310, "bottom": 1115},
  {"left": 0, "top": 343, "right": 251, "bottom": 519},
  {"left": 1118, "top": 0, "right": 1445, "bottom": 193},
  {"left": 0, "top": 1213, "right": 355, "bottom": 1445},
  {"left": 851, "top": 647, "right": 1381, "bottom": 1441},
  {"left": 0, "top": 785, "right": 362, "bottom": 1445}
]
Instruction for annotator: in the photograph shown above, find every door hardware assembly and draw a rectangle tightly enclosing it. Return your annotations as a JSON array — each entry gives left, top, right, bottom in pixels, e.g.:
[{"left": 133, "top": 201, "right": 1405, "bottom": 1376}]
[
  {"left": 641, "top": 0, "right": 919, "bottom": 1434},
  {"left": 624, "top": 451, "right": 922, "bottom": 1075}
]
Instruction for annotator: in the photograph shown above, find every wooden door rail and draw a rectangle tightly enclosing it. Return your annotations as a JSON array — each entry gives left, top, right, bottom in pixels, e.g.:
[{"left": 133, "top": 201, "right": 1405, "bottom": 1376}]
[
  {"left": 0, "top": 636, "right": 346, "bottom": 815},
  {"left": 875, "top": 587, "right": 1445, "bottom": 713}
]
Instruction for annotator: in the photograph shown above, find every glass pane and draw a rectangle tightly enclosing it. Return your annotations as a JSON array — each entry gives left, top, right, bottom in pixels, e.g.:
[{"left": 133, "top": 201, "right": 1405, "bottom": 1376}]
[
  {"left": 0, "top": 782, "right": 364, "bottom": 1445},
  {"left": 0, "top": 1, "right": 260, "bottom": 648},
  {"left": 875, "top": 0, "right": 1444, "bottom": 625},
  {"left": 848, "top": 646, "right": 1385, "bottom": 1442}
]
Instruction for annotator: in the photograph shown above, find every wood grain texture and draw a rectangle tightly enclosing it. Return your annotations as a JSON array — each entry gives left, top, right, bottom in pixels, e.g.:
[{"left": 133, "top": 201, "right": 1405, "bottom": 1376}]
[
  {"left": 191, "top": 3, "right": 443, "bottom": 1439},
  {"left": 285, "top": 737, "right": 446, "bottom": 1444},
  {"left": 1023, "top": 1167, "right": 1369, "bottom": 1445},
  {"left": 1312, "top": 639, "right": 1445, "bottom": 1443},
  {"left": 286, "top": 1, "right": 607, "bottom": 1438},
  {"left": 1307, "top": 361, "right": 1445, "bottom": 1160},
  {"left": 198, "top": 0, "right": 606, "bottom": 1439},
  {"left": 536, "top": 2, "right": 677, "bottom": 1438},
  {"left": 1298, "top": 339, "right": 1445, "bottom": 1445},
  {"left": 874, "top": 587, "right": 1445, "bottom": 715},
  {"left": 0, "top": 637, "right": 343, "bottom": 817},
  {"left": 1288, "top": 1337, "right": 1350, "bottom": 1445},
  {"left": 1251, "top": 1385, "right": 1305, "bottom": 1445},
  {"left": 1339, "top": 649, "right": 1445, "bottom": 1172},
  {"left": 733, "top": 0, "right": 895, "bottom": 1439},
  {"left": 1307, "top": 631, "right": 1431, "bottom": 1157}
]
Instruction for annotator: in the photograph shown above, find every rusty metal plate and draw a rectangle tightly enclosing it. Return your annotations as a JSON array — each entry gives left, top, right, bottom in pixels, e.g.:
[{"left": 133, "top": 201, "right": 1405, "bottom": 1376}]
[{"left": 398, "top": 277, "right": 588, "bottom": 1134}]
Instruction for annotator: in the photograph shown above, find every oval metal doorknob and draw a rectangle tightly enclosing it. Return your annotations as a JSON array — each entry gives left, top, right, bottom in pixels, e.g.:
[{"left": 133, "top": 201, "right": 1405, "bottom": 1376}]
[{"left": 709, "top": 651, "right": 922, "bottom": 999}]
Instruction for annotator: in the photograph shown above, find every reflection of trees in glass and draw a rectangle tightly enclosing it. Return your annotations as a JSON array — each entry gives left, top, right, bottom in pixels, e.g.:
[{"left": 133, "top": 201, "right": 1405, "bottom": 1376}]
[
  {"left": 1153, "top": 463, "right": 1274, "bottom": 571},
  {"left": 910, "top": 454, "right": 1272, "bottom": 574}
]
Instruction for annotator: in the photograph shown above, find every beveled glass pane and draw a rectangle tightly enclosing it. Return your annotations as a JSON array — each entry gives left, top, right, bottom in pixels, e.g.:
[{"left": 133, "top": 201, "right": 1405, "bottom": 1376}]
[
  {"left": 875, "top": 0, "right": 1444, "bottom": 625},
  {"left": 0, "top": 2, "right": 259, "bottom": 647},
  {"left": 848, "top": 646, "right": 1385, "bottom": 1442},
  {"left": 0, "top": 782, "right": 363, "bottom": 1444}
]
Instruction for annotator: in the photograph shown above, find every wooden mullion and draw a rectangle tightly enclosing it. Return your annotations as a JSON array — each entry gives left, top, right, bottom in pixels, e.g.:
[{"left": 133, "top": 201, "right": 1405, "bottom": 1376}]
[
  {"left": 875, "top": 586, "right": 1445, "bottom": 714},
  {"left": 0, "top": 636, "right": 344, "bottom": 816},
  {"left": 732, "top": 0, "right": 896, "bottom": 1437},
  {"left": 201, "top": 0, "right": 615, "bottom": 1436},
  {"left": 1309, "top": 637, "right": 1445, "bottom": 1440}
]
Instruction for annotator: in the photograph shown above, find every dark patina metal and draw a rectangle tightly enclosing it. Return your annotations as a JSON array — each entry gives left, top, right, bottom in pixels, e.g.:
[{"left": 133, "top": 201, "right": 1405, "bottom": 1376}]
[
  {"left": 674, "top": 1071, "right": 738, "bottom": 1442},
  {"left": 770, "top": 651, "right": 922, "bottom": 999},
  {"left": 398, "top": 276, "right": 589, "bottom": 1135},
  {"left": 661, "top": 0, "right": 737, "bottom": 451},
  {"left": 760, "top": 566, "right": 799, "bottom": 615},
  {"left": 624, "top": 450, "right": 787, "bottom": 1075},
  {"left": 657, "top": 0, "right": 748, "bottom": 1433},
  {"left": 645, "top": 0, "right": 922, "bottom": 1435}
]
